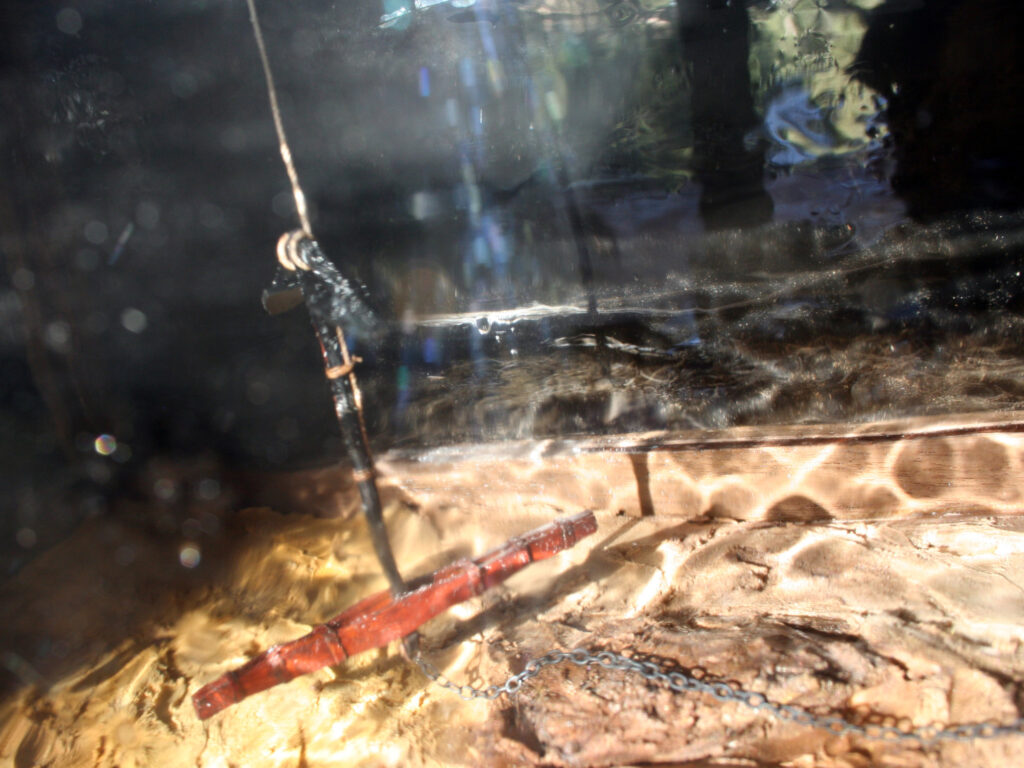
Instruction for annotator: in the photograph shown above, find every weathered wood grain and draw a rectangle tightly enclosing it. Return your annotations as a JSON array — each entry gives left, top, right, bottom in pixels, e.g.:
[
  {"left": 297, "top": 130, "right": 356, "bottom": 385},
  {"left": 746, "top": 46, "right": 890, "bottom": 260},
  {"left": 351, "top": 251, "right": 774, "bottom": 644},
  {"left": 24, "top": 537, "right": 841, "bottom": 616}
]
[{"left": 2, "top": 413, "right": 1024, "bottom": 766}]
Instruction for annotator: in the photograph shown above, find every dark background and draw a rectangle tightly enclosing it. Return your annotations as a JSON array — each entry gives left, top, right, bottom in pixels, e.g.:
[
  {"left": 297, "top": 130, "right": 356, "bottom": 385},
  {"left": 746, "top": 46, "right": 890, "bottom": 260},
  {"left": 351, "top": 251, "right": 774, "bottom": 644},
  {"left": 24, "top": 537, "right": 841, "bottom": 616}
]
[{"left": 2, "top": 0, "right": 1024, "bottom": 572}]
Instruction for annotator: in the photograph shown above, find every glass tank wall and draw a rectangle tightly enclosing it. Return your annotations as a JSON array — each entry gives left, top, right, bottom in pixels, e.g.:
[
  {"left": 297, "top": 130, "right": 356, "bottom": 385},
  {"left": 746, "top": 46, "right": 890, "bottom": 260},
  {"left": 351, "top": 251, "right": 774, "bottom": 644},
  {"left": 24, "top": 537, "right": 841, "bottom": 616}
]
[
  {"left": 2, "top": 1, "right": 1023, "bottom": 532},
  {"left": 3, "top": 2, "right": 1024, "bottom": 765}
]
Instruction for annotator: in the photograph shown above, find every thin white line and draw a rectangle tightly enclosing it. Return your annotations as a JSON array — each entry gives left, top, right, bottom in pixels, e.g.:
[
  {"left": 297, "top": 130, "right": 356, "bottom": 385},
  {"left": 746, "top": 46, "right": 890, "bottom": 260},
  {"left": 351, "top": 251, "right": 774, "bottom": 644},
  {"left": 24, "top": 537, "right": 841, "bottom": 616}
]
[{"left": 245, "top": 0, "right": 313, "bottom": 238}]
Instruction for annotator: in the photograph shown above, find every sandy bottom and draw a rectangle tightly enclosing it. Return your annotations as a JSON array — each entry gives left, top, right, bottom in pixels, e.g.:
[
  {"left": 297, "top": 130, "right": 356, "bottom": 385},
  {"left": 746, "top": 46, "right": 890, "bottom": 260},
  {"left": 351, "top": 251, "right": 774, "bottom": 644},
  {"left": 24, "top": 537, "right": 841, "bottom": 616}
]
[{"left": 3, "top": 413, "right": 1024, "bottom": 767}]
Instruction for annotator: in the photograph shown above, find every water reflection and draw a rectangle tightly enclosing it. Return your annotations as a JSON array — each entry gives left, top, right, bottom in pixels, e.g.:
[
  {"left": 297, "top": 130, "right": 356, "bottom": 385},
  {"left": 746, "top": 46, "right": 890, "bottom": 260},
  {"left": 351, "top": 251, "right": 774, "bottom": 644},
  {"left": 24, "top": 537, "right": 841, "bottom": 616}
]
[
  {"left": 2, "top": 0, "right": 1022, "bottom": 469},
  {"left": 355, "top": 0, "right": 1024, "bottom": 447}
]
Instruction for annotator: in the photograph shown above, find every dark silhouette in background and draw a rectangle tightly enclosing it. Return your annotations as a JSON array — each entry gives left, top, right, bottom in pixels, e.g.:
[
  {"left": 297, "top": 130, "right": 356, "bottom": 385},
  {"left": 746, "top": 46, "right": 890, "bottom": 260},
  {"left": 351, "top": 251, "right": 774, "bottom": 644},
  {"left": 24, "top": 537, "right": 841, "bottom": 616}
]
[
  {"left": 3, "top": 0, "right": 1024, "bottom": 575},
  {"left": 680, "top": 0, "right": 773, "bottom": 230},
  {"left": 854, "top": 0, "right": 1024, "bottom": 219}
]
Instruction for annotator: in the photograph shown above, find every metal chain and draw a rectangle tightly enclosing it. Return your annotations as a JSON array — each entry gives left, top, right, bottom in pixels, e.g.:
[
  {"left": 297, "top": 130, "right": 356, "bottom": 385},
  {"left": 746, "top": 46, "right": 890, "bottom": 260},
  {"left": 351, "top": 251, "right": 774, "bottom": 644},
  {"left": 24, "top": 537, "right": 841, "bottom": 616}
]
[{"left": 414, "top": 647, "right": 1024, "bottom": 744}]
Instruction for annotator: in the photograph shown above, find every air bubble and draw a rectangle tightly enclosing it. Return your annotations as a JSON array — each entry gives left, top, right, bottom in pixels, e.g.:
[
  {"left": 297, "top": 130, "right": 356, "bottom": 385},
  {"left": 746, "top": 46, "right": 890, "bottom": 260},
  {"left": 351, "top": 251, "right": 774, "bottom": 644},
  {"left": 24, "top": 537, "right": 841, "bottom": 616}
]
[
  {"left": 475, "top": 316, "right": 491, "bottom": 335},
  {"left": 56, "top": 7, "right": 82, "bottom": 35},
  {"left": 11, "top": 268, "right": 34, "bottom": 291},
  {"left": 115, "top": 545, "right": 135, "bottom": 565},
  {"left": 93, "top": 434, "right": 117, "bottom": 456},
  {"left": 44, "top": 322, "right": 71, "bottom": 353},
  {"left": 153, "top": 477, "right": 177, "bottom": 501},
  {"left": 15, "top": 528, "right": 37, "bottom": 549},
  {"left": 179, "top": 543, "right": 201, "bottom": 568},
  {"left": 197, "top": 477, "right": 221, "bottom": 500},
  {"left": 84, "top": 220, "right": 108, "bottom": 245},
  {"left": 121, "top": 307, "right": 148, "bottom": 333}
]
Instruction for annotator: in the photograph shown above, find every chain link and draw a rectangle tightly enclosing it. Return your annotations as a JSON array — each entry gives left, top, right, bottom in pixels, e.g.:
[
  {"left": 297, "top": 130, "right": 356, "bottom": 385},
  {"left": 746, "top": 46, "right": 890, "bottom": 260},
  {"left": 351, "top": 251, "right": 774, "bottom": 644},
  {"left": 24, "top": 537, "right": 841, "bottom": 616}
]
[{"left": 414, "top": 647, "right": 1024, "bottom": 744}]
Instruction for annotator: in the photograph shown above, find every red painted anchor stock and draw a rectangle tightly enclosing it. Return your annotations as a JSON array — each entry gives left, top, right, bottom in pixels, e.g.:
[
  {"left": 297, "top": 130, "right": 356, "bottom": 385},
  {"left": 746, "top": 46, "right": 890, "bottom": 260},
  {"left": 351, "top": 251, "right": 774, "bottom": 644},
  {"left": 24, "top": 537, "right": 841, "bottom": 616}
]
[{"left": 193, "top": 510, "right": 598, "bottom": 719}]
